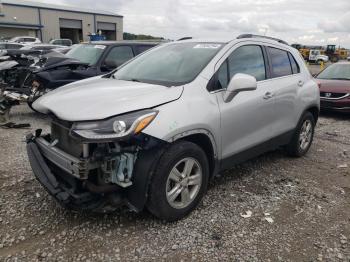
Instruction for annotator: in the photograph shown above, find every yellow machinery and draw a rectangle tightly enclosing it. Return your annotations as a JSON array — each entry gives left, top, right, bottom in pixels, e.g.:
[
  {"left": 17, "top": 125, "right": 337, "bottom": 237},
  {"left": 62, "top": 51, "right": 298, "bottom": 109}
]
[
  {"left": 293, "top": 44, "right": 348, "bottom": 62},
  {"left": 336, "top": 48, "right": 348, "bottom": 60}
]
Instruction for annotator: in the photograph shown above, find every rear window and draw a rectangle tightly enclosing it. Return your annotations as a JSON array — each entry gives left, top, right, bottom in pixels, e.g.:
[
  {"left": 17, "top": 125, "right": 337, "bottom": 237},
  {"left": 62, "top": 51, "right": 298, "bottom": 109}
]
[{"left": 268, "top": 47, "right": 293, "bottom": 78}]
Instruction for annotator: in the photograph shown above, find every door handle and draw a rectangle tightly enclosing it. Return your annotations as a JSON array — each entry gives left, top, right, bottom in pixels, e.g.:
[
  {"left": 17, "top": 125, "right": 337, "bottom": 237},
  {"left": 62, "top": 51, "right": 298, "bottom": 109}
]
[
  {"left": 298, "top": 80, "right": 304, "bottom": 87},
  {"left": 263, "top": 92, "right": 274, "bottom": 100}
]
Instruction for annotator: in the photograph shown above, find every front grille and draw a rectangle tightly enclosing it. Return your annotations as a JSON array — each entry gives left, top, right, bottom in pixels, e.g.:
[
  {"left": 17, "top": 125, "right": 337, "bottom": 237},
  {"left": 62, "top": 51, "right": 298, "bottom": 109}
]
[
  {"left": 320, "top": 92, "right": 347, "bottom": 98},
  {"left": 51, "top": 120, "right": 83, "bottom": 158}
]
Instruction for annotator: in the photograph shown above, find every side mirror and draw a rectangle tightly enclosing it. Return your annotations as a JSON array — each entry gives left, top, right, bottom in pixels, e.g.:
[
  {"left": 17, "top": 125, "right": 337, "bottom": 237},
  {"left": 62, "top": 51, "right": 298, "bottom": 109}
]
[
  {"left": 223, "top": 73, "right": 257, "bottom": 102},
  {"left": 101, "top": 60, "right": 118, "bottom": 71}
]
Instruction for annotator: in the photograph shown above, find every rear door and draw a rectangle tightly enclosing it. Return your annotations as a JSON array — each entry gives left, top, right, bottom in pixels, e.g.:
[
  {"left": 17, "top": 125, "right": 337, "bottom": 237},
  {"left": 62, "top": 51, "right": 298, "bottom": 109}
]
[
  {"left": 265, "top": 46, "right": 301, "bottom": 135},
  {"left": 214, "top": 44, "right": 276, "bottom": 165}
]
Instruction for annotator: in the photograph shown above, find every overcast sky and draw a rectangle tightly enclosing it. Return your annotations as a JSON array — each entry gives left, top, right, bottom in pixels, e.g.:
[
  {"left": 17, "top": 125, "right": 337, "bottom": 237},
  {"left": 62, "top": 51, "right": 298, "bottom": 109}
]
[{"left": 40, "top": 0, "right": 350, "bottom": 47}]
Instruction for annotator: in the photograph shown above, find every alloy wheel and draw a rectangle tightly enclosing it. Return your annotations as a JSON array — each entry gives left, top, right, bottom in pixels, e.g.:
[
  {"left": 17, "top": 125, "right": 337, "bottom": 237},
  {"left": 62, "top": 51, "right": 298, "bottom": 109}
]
[
  {"left": 299, "top": 119, "right": 313, "bottom": 151},
  {"left": 166, "top": 157, "right": 202, "bottom": 209}
]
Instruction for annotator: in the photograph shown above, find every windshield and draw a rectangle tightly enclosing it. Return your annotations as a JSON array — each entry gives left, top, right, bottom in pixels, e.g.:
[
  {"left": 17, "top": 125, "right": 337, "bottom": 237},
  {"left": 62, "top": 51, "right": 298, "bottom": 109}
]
[
  {"left": 317, "top": 63, "right": 350, "bottom": 80},
  {"left": 66, "top": 44, "right": 106, "bottom": 65},
  {"left": 113, "top": 42, "right": 223, "bottom": 86}
]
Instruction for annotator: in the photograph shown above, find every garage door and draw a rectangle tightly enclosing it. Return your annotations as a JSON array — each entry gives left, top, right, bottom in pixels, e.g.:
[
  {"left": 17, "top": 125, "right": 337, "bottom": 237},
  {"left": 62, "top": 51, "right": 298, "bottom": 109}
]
[
  {"left": 97, "top": 22, "right": 116, "bottom": 31},
  {"left": 59, "top": 19, "right": 82, "bottom": 29}
]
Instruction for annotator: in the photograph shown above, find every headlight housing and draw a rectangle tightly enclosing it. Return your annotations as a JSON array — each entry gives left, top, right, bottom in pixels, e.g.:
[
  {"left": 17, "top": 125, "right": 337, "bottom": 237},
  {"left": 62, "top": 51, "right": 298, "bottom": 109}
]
[{"left": 71, "top": 110, "right": 158, "bottom": 141}]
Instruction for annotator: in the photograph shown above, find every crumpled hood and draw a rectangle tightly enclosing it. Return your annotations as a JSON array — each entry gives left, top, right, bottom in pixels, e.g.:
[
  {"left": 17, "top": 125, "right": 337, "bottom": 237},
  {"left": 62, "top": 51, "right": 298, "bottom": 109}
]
[{"left": 33, "top": 77, "right": 183, "bottom": 121}]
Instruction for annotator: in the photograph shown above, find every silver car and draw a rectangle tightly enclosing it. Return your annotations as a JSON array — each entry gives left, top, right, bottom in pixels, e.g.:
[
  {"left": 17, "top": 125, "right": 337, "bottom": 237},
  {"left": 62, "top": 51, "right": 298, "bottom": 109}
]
[{"left": 27, "top": 34, "right": 320, "bottom": 221}]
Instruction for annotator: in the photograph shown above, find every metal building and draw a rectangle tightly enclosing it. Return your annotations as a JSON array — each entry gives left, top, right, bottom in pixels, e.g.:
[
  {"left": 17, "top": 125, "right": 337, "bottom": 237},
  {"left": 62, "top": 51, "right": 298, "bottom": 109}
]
[{"left": 0, "top": 0, "right": 123, "bottom": 43}]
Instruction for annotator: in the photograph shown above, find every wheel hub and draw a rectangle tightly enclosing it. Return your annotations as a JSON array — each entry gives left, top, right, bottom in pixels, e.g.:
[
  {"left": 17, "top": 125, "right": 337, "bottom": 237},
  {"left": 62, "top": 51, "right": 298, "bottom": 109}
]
[{"left": 166, "top": 157, "right": 202, "bottom": 209}]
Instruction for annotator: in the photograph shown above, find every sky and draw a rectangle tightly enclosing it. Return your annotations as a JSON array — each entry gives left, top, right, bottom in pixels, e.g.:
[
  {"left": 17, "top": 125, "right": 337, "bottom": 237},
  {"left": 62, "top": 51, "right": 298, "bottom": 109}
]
[{"left": 39, "top": 0, "right": 350, "bottom": 47}]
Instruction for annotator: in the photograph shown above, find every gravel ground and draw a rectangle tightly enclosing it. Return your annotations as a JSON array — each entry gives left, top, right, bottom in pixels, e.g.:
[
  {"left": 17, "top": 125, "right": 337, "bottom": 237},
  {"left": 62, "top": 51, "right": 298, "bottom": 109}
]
[{"left": 0, "top": 104, "right": 350, "bottom": 261}]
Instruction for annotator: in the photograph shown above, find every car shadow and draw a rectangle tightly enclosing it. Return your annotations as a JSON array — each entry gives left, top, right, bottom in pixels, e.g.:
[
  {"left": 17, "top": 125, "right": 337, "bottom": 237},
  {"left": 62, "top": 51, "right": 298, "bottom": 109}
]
[{"left": 320, "top": 110, "right": 350, "bottom": 120}]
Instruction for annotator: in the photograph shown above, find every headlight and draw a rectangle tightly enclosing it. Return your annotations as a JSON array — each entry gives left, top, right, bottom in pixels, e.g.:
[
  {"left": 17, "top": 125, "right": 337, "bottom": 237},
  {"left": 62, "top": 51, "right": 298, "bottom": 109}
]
[{"left": 71, "top": 110, "right": 158, "bottom": 140}]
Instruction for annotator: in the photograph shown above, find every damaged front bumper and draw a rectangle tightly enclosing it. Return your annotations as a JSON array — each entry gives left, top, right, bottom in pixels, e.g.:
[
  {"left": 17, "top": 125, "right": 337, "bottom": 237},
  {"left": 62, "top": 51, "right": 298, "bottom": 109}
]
[{"left": 26, "top": 131, "right": 166, "bottom": 213}]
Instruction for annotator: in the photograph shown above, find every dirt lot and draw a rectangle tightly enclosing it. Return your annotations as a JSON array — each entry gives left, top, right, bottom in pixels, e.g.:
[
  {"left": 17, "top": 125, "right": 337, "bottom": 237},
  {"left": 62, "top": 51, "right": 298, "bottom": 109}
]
[{"left": 0, "top": 102, "right": 349, "bottom": 261}]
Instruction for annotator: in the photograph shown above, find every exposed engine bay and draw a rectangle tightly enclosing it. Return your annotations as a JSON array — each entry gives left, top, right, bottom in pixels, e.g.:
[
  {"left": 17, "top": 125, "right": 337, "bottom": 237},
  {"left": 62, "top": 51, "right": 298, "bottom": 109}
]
[{"left": 26, "top": 117, "right": 166, "bottom": 213}]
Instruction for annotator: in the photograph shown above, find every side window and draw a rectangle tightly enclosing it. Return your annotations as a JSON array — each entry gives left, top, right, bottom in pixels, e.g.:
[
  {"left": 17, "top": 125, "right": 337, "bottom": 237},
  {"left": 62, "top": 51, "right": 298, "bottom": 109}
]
[
  {"left": 288, "top": 52, "right": 300, "bottom": 74},
  {"left": 103, "top": 46, "right": 134, "bottom": 68},
  {"left": 25, "top": 38, "right": 35, "bottom": 42},
  {"left": 228, "top": 45, "right": 266, "bottom": 81},
  {"left": 134, "top": 45, "right": 153, "bottom": 55},
  {"left": 268, "top": 47, "right": 293, "bottom": 77}
]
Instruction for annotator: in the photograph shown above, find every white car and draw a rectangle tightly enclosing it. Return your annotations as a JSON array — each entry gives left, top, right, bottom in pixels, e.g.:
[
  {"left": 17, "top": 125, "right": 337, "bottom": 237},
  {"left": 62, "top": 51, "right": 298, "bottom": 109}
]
[
  {"left": 9, "top": 36, "right": 41, "bottom": 44},
  {"left": 27, "top": 34, "right": 320, "bottom": 221}
]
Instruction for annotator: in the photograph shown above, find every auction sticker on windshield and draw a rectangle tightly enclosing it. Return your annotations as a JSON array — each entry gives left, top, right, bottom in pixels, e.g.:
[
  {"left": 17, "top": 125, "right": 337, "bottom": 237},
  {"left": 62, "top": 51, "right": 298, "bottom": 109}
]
[
  {"left": 94, "top": 45, "right": 106, "bottom": 49},
  {"left": 193, "top": 44, "right": 222, "bottom": 49}
]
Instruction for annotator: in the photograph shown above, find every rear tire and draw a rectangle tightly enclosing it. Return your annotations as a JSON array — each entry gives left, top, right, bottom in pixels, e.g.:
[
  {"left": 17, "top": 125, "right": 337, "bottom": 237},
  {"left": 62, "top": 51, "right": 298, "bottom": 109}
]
[
  {"left": 285, "top": 112, "right": 315, "bottom": 157},
  {"left": 147, "top": 141, "right": 209, "bottom": 221}
]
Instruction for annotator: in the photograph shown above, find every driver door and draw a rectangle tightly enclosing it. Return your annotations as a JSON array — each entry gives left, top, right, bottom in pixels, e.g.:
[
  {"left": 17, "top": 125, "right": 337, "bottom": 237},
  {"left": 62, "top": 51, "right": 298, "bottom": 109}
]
[{"left": 214, "top": 44, "right": 276, "bottom": 168}]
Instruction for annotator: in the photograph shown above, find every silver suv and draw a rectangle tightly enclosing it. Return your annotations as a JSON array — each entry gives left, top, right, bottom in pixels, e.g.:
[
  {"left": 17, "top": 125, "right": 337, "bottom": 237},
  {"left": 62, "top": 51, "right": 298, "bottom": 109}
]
[{"left": 27, "top": 34, "right": 320, "bottom": 221}]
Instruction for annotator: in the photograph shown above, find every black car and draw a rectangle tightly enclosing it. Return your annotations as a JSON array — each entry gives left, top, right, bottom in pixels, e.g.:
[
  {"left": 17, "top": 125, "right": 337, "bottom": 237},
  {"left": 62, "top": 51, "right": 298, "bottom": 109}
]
[{"left": 2, "top": 41, "right": 159, "bottom": 110}]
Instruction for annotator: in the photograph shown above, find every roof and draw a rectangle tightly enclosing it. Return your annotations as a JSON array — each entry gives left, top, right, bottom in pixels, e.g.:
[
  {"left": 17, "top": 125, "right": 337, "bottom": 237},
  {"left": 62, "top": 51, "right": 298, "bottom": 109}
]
[
  {"left": 82, "top": 40, "right": 162, "bottom": 45},
  {"left": 1, "top": 0, "right": 122, "bottom": 17},
  {"left": 175, "top": 35, "right": 291, "bottom": 47}
]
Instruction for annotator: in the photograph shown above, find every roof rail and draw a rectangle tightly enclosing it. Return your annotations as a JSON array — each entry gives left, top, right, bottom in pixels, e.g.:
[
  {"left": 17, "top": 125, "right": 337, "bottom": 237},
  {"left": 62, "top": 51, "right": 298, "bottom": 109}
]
[
  {"left": 177, "top": 37, "right": 192, "bottom": 41},
  {"left": 236, "top": 34, "right": 289, "bottom": 45}
]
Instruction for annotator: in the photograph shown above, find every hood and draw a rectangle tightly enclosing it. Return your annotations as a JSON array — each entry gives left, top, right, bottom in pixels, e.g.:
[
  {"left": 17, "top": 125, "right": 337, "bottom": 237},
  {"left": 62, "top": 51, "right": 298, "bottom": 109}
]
[
  {"left": 0, "top": 60, "right": 18, "bottom": 70},
  {"left": 33, "top": 56, "right": 88, "bottom": 72},
  {"left": 33, "top": 77, "right": 184, "bottom": 121},
  {"left": 317, "top": 79, "right": 350, "bottom": 93}
]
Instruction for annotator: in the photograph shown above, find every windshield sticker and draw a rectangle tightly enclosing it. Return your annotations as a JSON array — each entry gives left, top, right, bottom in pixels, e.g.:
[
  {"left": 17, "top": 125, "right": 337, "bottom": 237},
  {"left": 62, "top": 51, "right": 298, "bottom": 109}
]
[
  {"left": 94, "top": 45, "right": 106, "bottom": 49},
  {"left": 193, "top": 44, "right": 221, "bottom": 49}
]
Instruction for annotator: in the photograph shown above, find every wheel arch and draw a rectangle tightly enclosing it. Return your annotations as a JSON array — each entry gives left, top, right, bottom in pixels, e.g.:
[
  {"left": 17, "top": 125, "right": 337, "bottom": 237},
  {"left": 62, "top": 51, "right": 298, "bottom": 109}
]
[
  {"left": 170, "top": 130, "right": 219, "bottom": 178},
  {"left": 305, "top": 105, "right": 319, "bottom": 123}
]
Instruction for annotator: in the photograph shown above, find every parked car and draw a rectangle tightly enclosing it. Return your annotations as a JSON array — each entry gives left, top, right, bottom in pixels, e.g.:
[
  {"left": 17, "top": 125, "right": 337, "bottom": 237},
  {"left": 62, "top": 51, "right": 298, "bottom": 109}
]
[
  {"left": 316, "top": 62, "right": 350, "bottom": 113},
  {"left": 20, "top": 44, "right": 66, "bottom": 51},
  {"left": 27, "top": 35, "right": 320, "bottom": 221},
  {"left": 0, "top": 42, "right": 25, "bottom": 50},
  {"left": 2, "top": 41, "right": 158, "bottom": 110},
  {"left": 0, "top": 42, "right": 25, "bottom": 57},
  {"left": 9, "top": 36, "right": 41, "bottom": 44},
  {"left": 49, "top": 39, "right": 73, "bottom": 46}
]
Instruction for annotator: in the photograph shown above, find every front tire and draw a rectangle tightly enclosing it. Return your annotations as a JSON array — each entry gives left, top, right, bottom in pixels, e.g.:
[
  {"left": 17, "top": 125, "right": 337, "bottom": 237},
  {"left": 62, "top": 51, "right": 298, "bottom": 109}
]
[
  {"left": 147, "top": 141, "right": 209, "bottom": 221},
  {"left": 285, "top": 112, "right": 315, "bottom": 157}
]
